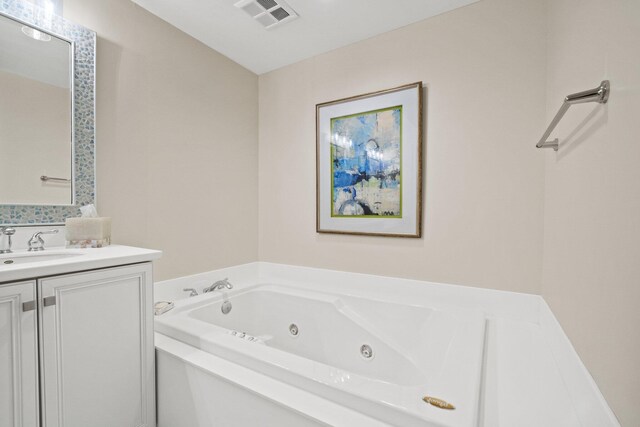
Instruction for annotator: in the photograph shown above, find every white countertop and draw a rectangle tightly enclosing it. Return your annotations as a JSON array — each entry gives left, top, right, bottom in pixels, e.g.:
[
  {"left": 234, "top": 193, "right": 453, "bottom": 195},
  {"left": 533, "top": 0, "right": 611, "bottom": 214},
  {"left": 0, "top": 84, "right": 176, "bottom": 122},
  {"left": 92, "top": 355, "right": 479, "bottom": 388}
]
[{"left": 0, "top": 245, "right": 162, "bottom": 283}]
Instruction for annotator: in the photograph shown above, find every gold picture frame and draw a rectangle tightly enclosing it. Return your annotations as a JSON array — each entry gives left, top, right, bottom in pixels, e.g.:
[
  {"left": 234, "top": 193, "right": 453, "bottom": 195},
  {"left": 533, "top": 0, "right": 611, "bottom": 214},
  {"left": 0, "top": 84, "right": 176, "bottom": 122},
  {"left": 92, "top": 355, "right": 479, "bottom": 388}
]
[{"left": 316, "top": 82, "right": 423, "bottom": 237}]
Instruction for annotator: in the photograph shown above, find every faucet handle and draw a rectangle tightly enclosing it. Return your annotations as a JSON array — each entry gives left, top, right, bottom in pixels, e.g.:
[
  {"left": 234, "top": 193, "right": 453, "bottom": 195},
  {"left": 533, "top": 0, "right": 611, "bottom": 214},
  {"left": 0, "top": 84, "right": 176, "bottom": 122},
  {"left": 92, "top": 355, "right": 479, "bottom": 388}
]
[
  {"left": 1, "top": 227, "right": 16, "bottom": 235},
  {"left": 0, "top": 227, "right": 16, "bottom": 254},
  {"left": 183, "top": 288, "right": 199, "bottom": 297},
  {"left": 28, "top": 229, "right": 59, "bottom": 252}
]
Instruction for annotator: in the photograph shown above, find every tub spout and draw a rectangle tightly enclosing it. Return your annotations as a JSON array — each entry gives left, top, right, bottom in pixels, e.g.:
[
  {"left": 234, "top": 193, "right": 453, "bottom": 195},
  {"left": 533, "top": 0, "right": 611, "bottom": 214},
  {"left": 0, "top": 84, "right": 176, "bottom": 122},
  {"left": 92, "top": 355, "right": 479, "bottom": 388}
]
[
  {"left": 202, "top": 278, "right": 233, "bottom": 315},
  {"left": 203, "top": 278, "right": 233, "bottom": 293}
]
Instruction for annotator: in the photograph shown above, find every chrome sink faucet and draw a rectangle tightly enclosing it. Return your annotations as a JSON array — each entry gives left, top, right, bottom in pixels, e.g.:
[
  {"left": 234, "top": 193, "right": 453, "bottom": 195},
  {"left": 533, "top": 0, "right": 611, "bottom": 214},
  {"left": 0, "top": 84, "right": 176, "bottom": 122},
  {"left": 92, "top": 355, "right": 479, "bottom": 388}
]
[
  {"left": 0, "top": 227, "right": 16, "bottom": 254},
  {"left": 203, "top": 278, "right": 233, "bottom": 293},
  {"left": 28, "top": 229, "right": 59, "bottom": 252}
]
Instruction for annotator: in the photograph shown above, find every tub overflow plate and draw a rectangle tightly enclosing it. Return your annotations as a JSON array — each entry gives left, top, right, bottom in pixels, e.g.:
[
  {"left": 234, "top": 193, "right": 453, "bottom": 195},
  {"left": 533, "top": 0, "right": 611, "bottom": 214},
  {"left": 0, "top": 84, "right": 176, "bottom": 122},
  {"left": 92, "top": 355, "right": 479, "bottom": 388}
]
[{"left": 221, "top": 300, "right": 232, "bottom": 314}]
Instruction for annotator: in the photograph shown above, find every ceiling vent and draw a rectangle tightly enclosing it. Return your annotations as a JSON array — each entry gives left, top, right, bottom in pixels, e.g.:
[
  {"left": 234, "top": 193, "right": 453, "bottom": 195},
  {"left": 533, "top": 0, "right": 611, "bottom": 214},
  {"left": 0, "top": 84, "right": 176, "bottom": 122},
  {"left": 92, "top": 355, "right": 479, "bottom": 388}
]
[{"left": 234, "top": 0, "right": 298, "bottom": 29}]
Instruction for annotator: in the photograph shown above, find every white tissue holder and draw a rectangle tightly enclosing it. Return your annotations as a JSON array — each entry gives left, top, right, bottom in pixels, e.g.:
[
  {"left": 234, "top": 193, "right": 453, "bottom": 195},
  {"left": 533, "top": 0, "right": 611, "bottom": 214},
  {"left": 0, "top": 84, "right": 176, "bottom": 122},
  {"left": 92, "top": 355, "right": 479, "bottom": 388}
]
[{"left": 65, "top": 217, "right": 111, "bottom": 248}]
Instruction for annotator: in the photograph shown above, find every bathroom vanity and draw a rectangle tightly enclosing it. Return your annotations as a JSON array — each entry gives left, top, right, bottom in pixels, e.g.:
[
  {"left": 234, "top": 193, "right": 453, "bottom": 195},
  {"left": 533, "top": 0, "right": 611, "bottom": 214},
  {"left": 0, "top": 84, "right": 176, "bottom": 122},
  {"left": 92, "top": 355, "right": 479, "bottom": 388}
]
[
  {"left": 0, "top": 245, "right": 161, "bottom": 427},
  {"left": 0, "top": 3, "right": 160, "bottom": 425}
]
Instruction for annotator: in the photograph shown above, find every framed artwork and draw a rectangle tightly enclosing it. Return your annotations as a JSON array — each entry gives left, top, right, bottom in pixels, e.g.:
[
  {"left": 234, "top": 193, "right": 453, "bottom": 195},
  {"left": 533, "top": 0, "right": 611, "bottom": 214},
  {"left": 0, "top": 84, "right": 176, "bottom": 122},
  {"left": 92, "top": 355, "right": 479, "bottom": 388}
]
[{"left": 316, "top": 82, "right": 423, "bottom": 237}]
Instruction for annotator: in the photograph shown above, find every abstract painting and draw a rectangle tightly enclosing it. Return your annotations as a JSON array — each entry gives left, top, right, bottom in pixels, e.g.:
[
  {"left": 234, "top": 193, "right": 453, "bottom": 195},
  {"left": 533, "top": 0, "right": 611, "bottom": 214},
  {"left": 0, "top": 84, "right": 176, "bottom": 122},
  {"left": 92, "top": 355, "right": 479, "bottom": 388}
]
[
  {"left": 317, "top": 82, "right": 423, "bottom": 237},
  {"left": 330, "top": 106, "right": 402, "bottom": 217}
]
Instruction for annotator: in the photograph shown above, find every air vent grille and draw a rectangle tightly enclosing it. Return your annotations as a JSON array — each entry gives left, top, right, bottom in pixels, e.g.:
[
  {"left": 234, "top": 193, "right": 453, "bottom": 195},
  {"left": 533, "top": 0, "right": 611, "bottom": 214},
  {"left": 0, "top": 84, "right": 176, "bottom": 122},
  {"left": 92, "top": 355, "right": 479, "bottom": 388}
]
[
  {"left": 235, "top": 0, "right": 298, "bottom": 29},
  {"left": 270, "top": 7, "right": 290, "bottom": 21},
  {"left": 256, "top": 0, "right": 278, "bottom": 10}
]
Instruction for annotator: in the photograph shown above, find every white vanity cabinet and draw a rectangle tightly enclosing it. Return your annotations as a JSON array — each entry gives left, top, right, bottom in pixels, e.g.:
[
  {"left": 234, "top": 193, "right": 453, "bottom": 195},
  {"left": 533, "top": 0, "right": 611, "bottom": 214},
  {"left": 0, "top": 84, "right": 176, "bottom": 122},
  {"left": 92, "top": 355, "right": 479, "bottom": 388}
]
[
  {"left": 0, "top": 281, "right": 39, "bottom": 427},
  {"left": 0, "top": 261, "right": 155, "bottom": 427}
]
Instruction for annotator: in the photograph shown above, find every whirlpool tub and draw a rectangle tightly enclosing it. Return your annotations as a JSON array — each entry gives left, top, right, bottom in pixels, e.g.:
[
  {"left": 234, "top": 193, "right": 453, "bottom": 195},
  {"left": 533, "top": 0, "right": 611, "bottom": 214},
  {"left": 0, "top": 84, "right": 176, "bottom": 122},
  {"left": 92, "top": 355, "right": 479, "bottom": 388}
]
[{"left": 154, "top": 284, "right": 487, "bottom": 427}]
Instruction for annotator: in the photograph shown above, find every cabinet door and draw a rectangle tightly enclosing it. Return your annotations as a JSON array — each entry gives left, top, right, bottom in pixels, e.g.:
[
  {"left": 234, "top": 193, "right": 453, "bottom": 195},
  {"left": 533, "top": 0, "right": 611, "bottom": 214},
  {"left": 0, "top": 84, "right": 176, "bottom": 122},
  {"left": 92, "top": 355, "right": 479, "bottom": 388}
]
[
  {"left": 39, "top": 263, "right": 154, "bottom": 427},
  {"left": 0, "top": 281, "right": 39, "bottom": 427}
]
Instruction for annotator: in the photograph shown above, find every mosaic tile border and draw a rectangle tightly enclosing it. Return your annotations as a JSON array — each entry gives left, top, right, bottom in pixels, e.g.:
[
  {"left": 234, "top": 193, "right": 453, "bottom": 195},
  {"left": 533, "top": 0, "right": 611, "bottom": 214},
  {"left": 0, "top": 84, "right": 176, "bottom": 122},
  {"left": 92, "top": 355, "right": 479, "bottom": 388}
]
[{"left": 0, "top": 0, "right": 96, "bottom": 225}]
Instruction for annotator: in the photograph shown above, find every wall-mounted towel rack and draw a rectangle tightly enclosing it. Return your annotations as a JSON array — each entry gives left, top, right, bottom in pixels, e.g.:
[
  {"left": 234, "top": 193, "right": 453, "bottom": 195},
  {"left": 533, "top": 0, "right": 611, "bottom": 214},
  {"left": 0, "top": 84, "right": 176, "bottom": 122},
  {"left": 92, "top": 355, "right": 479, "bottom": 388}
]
[
  {"left": 537, "top": 80, "right": 610, "bottom": 151},
  {"left": 40, "top": 175, "right": 71, "bottom": 183}
]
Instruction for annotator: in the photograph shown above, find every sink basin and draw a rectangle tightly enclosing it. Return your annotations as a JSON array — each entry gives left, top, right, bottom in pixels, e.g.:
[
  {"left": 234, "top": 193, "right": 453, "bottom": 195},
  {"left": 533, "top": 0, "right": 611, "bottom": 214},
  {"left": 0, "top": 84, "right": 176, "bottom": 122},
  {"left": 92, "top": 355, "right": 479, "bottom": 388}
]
[{"left": 0, "top": 252, "right": 83, "bottom": 266}]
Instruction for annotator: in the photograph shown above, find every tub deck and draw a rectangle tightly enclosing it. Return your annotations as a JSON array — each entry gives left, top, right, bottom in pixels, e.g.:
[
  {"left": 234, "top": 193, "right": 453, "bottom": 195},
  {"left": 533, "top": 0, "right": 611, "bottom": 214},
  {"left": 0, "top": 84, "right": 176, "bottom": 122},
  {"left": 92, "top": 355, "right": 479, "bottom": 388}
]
[{"left": 155, "top": 284, "right": 486, "bottom": 427}]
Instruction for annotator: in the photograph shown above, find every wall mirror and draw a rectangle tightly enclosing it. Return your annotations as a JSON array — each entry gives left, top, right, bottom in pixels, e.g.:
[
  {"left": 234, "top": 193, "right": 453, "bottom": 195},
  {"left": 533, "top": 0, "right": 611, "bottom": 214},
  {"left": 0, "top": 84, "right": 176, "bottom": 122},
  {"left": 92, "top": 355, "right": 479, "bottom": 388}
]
[{"left": 0, "top": 0, "right": 95, "bottom": 225}]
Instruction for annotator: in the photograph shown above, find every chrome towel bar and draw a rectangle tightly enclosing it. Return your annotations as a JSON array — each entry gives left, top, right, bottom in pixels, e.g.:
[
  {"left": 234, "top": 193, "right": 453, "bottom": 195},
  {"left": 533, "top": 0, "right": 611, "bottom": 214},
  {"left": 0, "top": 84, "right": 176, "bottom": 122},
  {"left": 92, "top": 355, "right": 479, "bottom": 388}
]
[
  {"left": 537, "top": 80, "right": 610, "bottom": 151},
  {"left": 40, "top": 175, "right": 71, "bottom": 183}
]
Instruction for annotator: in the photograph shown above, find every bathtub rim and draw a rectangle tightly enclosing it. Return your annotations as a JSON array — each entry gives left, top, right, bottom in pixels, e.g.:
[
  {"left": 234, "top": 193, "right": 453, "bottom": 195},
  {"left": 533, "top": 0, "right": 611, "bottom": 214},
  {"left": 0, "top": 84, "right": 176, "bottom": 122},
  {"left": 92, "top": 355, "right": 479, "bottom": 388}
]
[
  {"left": 155, "top": 332, "right": 391, "bottom": 427},
  {"left": 154, "top": 261, "right": 621, "bottom": 427},
  {"left": 155, "top": 282, "right": 487, "bottom": 427}
]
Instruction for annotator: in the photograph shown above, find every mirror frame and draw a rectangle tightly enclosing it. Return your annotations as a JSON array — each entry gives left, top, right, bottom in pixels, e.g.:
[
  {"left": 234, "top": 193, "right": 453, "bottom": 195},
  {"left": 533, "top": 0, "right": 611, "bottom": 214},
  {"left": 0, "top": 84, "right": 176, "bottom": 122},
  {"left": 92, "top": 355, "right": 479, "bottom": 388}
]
[{"left": 0, "top": 0, "right": 95, "bottom": 225}]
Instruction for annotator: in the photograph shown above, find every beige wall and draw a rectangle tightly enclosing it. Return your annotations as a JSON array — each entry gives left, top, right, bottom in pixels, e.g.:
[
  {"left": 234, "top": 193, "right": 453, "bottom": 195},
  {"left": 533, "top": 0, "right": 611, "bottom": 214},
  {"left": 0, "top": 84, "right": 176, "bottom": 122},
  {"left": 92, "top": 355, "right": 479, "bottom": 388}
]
[
  {"left": 53, "top": 0, "right": 638, "bottom": 422},
  {"left": 63, "top": 0, "right": 259, "bottom": 281},
  {"left": 258, "top": 0, "right": 547, "bottom": 293},
  {"left": 542, "top": 1, "right": 640, "bottom": 425},
  {"left": 0, "top": 70, "right": 72, "bottom": 205}
]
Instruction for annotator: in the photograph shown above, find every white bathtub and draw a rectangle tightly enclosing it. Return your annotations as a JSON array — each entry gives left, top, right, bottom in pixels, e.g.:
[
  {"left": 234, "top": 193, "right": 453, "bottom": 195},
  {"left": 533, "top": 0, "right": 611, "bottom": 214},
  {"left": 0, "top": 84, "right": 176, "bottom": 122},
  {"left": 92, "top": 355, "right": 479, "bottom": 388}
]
[{"left": 155, "top": 284, "right": 486, "bottom": 427}]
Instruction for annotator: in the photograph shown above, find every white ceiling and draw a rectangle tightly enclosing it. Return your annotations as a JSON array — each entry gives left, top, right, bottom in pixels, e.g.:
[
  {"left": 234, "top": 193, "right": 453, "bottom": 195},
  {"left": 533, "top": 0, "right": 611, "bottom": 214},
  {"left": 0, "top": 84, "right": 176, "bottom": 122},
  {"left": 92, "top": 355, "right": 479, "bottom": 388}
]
[{"left": 131, "top": 0, "right": 479, "bottom": 75}]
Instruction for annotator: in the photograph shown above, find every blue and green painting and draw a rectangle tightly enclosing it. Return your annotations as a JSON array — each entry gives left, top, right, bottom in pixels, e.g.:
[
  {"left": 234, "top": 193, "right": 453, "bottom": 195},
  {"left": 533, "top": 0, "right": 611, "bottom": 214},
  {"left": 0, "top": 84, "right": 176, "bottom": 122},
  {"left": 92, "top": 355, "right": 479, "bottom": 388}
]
[{"left": 330, "top": 106, "right": 402, "bottom": 218}]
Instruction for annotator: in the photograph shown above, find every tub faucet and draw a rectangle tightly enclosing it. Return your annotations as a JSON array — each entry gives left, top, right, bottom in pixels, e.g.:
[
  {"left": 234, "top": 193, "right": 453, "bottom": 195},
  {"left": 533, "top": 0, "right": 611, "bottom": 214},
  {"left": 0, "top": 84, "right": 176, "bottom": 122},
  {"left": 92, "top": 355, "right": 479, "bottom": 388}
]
[
  {"left": 203, "top": 278, "right": 233, "bottom": 314},
  {"left": 203, "top": 278, "right": 233, "bottom": 293},
  {"left": 0, "top": 227, "right": 16, "bottom": 254}
]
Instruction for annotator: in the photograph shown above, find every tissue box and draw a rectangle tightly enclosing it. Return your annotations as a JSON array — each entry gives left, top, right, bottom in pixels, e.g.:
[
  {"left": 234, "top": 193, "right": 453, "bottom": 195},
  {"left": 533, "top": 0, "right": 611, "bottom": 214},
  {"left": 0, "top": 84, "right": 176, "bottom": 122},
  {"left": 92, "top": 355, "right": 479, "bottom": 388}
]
[{"left": 65, "top": 217, "right": 111, "bottom": 248}]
